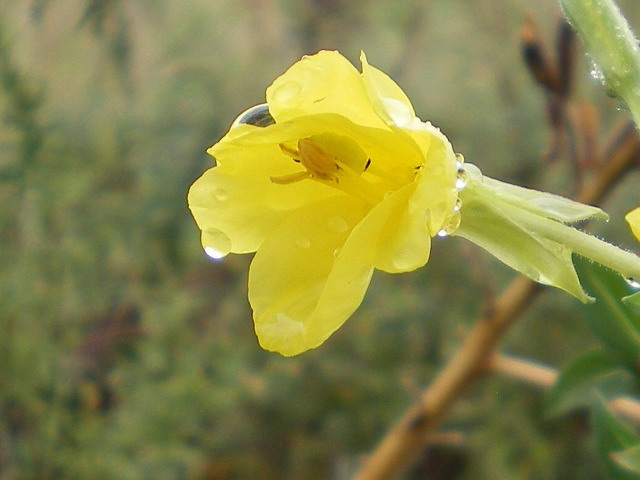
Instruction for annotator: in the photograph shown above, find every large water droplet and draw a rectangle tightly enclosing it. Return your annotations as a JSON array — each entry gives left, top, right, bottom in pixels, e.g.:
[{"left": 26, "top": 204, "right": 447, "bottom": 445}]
[
  {"left": 231, "top": 103, "right": 275, "bottom": 128},
  {"left": 625, "top": 277, "right": 640, "bottom": 289},
  {"left": 374, "top": 98, "right": 414, "bottom": 127},
  {"left": 327, "top": 216, "right": 348, "bottom": 233},
  {"left": 272, "top": 81, "right": 302, "bottom": 104},
  {"left": 202, "top": 228, "right": 231, "bottom": 260},
  {"left": 455, "top": 167, "right": 468, "bottom": 190}
]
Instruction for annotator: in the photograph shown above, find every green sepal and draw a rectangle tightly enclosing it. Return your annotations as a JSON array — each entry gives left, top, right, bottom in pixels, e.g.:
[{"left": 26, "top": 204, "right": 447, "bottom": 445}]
[{"left": 454, "top": 164, "right": 605, "bottom": 302}]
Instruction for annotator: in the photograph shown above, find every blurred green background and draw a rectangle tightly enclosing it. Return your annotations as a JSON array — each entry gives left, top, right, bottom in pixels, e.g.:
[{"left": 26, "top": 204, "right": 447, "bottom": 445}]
[{"left": 1, "top": 0, "right": 639, "bottom": 478}]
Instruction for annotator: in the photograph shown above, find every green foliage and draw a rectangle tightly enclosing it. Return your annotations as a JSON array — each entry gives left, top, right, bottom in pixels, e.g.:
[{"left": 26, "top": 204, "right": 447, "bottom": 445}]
[
  {"left": 574, "top": 258, "right": 640, "bottom": 373},
  {"left": 593, "top": 398, "right": 640, "bottom": 480},
  {"left": 546, "top": 348, "right": 623, "bottom": 417}
]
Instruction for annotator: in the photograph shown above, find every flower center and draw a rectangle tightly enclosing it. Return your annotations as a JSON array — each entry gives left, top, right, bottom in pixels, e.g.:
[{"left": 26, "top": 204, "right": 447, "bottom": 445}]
[{"left": 270, "top": 134, "right": 396, "bottom": 204}]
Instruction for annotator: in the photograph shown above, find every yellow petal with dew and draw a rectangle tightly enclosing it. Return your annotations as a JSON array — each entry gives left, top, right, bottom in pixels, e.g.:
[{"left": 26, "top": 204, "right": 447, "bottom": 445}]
[
  {"left": 373, "top": 182, "right": 431, "bottom": 273},
  {"left": 250, "top": 189, "right": 413, "bottom": 356},
  {"left": 359, "top": 51, "right": 417, "bottom": 128},
  {"left": 626, "top": 207, "right": 640, "bottom": 242},
  {"left": 189, "top": 143, "right": 331, "bottom": 254},
  {"left": 266, "top": 51, "right": 385, "bottom": 130},
  {"left": 249, "top": 196, "right": 370, "bottom": 356}
]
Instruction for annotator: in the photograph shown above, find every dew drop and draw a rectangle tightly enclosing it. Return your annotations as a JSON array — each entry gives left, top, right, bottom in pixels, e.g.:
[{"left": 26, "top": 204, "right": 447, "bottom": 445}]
[
  {"left": 202, "top": 228, "right": 231, "bottom": 260},
  {"left": 295, "top": 236, "right": 311, "bottom": 249},
  {"left": 231, "top": 103, "right": 275, "bottom": 128},
  {"left": 455, "top": 167, "right": 468, "bottom": 190},
  {"left": 455, "top": 153, "right": 465, "bottom": 164},
  {"left": 437, "top": 209, "right": 461, "bottom": 238},
  {"left": 327, "top": 215, "right": 348, "bottom": 233},
  {"left": 213, "top": 188, "right": 228, "bottom": 201},
  {"left": 373, "top": 98, "right": 414, "bottom": 127},
  {"left": 333, "top": 248, "right": 341, "bottom": 258},
  {"left": 453, "top": 198, "right": 462, "bottom": 212},
  {"left": 272, "top": 80, "right": 302, "bottom": 103},
  {"left": 392, "top": 247, "right": 419, "bottom": 271},
  {"left": 625, "top": 277, "right": 640, "bottom": 289}
]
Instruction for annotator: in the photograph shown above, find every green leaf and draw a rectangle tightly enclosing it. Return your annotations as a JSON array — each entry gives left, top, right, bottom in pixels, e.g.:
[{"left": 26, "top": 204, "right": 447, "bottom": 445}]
[
  {"left": 546, "top": 349, "right": 622, "bottom": 417},
  {"left": 575, "top": 258, "right": 640, "bottom": 373},
  {"left": 593, "top": 396, "right": 640, "bottom": 480},
  {"left": 613, "top": 445, "right": 640, "bottom": 474}
]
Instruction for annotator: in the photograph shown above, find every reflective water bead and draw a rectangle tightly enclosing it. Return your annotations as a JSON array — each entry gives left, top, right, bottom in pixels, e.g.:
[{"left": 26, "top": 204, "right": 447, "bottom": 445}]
[
  {"left": 295, "top": 236, "right": 311, "bottom": 249},
  {"left": 272, "top": 80, "right": 302, "bottom": 103},
  {"left": 231, "top": 103, "right": 275, "bottom": 128},
  {"left": 625, "top": 277, "right": 640, "bottom": 289},
  {"left": 327, "top": 215, "right": 348, "bottom": 233},
  {"left": 202, "top": 228, "right": 231, "bottom": 260},
  {"left": 213, "top": 188, "right": 228, "bottom": 202},
  {"left": 455, "top": 167, "right": 468, "bottom": 190}
]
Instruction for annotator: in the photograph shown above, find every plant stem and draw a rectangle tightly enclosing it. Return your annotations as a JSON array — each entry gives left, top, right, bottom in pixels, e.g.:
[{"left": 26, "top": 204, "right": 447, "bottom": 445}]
[{"left": 560, "top": 0, "right": 640, "bottom": 129}]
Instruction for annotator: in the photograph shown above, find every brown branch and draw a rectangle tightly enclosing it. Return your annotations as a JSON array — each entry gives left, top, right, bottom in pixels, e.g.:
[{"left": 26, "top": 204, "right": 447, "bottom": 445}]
[
  {"left": 490, "top": 354, "right": 640, "bottom": 425},
  {"left": 352, "top": 123, "right": 639, "bottom": 480}
]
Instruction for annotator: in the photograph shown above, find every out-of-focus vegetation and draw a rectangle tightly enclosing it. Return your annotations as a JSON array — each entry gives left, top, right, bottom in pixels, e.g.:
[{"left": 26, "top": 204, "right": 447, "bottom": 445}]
[{"left": 1, "top": 0, "right": 639, "bottom": 479}]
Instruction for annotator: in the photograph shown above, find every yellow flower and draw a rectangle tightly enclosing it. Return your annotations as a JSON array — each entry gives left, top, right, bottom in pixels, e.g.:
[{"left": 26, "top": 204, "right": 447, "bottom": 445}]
[
  {"left": 188, "top": 51, "right": 460, "bottom": 356},
  {"left": 627, "top": 207, "right": 640, "bottom": 242}
]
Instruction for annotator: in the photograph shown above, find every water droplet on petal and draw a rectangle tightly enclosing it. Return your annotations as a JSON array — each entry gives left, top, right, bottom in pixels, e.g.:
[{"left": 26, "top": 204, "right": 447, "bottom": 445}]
[
  {"left": 625, "top": 277, "right": 640, "bottom": 289},
  {"left": 272, "top": 80, "right": 302, "bottom": 104},
  {"left": 295, "top": 236, "right": 311, "bottom": 249},
  {"left": 455, "top": 167, "right": 468, "bottom": 190},
  {"left": 327, "top": 216, "right": 348, "bottom": 233},
  {"left": 436, "top": 209, "right": 461, "bottom": 238},
  {"left": 202, "top": 228, "right": 231, "bottom": 260},
  {"left": 374, "top": 98, "right": 414, "bottom": 127},
  {"left": 231, "top": 103, "right": 275, "bottom": 128},
  {"left": 213, "top": 188, "right": 228, "bottom": 201},
  {"left": 392, "top": 247, "right": 418, "bottom": 271},
  {"left": 453, "top": 198, "right": 462, "bottom": 212},
  {"left": 333, "top": 248, "right": 341, "bottom": 258}
]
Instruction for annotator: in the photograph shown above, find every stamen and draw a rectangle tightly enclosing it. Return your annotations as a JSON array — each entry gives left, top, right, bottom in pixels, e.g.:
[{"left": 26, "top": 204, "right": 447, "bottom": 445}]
[
  {"left": 270, "top": 171, "right": 311, "bottom": 184},
  {"left": 271, "top": 138, "right": 386, "bottom": 204}
]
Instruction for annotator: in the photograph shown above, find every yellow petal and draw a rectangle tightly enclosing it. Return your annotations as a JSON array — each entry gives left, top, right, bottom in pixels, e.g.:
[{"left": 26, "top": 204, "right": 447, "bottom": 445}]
[
  {"left": 626, "top": 207, "right": 640, "bottom": 242},
  {"left": 249, "top": 196, "right": 370, "bottom": 356},
  {"left": 250, "top": 187, "right": 418, "bottom": 356},
  {"left": 266, "top": 51, "right": 385, "bottom": 130},
  {"left": 412, "top": 125, "right": 460, "bottom": 235},
  {"left": 373, "top": 182, "right": 432, "bottom": 273},
  {"left": 359, "top": 51, "right": 417, "bottom": 128},
  {"left": 189, "top": 142, "right": 331, "bottom": 254}
]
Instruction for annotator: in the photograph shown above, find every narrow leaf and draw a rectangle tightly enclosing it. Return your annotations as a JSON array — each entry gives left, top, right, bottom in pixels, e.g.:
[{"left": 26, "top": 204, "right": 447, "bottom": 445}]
[
  {"left": 575, "top": 258, "right": 640, "bottom": 373},
  {"left": 613, "top": 445, "right": 640, "bottom": 474},
  {"left": 546, "top": 348, "right": 621, "bottom": 417},
  {"left": 593, "top": 396, "right": 640, "bottom": 480}
]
